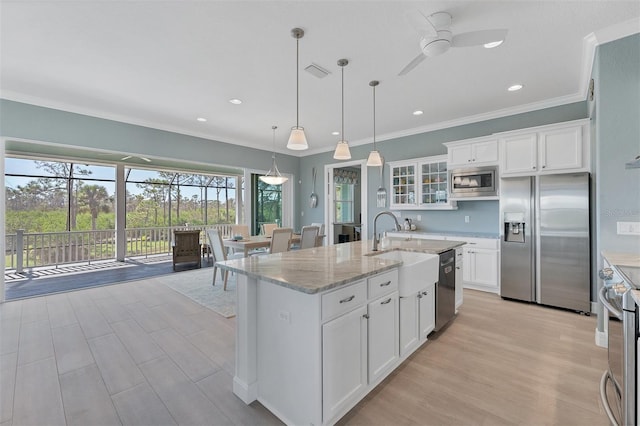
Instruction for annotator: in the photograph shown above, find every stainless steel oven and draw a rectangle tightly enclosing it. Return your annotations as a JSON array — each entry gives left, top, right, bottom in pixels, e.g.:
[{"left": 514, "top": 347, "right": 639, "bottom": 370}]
[
  {"left": 449, "top": 166, "right": 498, "bottom": 198},
  {"left": 599, "top": 267, "right": 638, "bottom": 426}
]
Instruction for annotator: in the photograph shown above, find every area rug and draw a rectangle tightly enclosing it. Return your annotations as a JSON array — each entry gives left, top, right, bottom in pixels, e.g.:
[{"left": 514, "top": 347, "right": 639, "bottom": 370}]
[{"left": 159, "top": 267, "right": 237, "bottom": 318}]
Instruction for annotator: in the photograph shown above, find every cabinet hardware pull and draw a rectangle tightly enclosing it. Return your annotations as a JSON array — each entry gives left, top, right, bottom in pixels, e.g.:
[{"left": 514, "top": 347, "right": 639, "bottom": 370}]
[
  {"left": 339, "top": 295, "right": 355, "bottom": 304},
  {"left": 422, "top": 291, "right": 428, "bottom": 296},
  {"left": 381, "top": 298, "right": 392, "bottom": 305},
  {"left": 542, "top": 165, "right": 546, "bottom": 168},
  {"left": 532, "top": 166, "right": 536, "bottom": 169},
  {"left": 456, "top": 267, "right": 460, "bottom": 270},
  {"left": 363, "top": 314, "right": 369, "bottom": 319},
  {"left": 380, "top": 281, "right": 391, "bottom": 287},
  {"left": 417, "top": 293, "right": 423, "bottom": 299}
]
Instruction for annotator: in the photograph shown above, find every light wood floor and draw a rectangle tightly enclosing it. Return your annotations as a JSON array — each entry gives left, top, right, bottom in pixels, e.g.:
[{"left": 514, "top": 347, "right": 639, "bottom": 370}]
[{"left": 1, "top": 279, "right": 609, "bottom": 426}]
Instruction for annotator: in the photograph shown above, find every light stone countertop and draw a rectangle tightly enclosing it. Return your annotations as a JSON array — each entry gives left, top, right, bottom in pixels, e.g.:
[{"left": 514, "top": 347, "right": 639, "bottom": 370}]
[{"left": 216, "top": 239, "right": 464, "bottom": 294}]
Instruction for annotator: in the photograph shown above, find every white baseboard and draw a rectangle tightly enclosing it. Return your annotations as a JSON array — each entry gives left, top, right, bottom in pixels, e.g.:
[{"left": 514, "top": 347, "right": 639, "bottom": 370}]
[
  {"left": 595, "top": 328, "right": 608, "bottom": 348},
  {"left": 233, "top": 376, "right": 258, "bottom": 404}
]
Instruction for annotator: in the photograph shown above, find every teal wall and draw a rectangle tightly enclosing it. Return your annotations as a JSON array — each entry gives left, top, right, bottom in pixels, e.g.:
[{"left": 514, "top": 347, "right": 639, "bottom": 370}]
[
  {"left": 0, "top": 99, "right": 300, "bottom": 177},
  {"left": 594, "top": 33, "right": 640, "bottom": 255},
  {"left": 299, "top": 102, "right": 589, "bottom": 236}
]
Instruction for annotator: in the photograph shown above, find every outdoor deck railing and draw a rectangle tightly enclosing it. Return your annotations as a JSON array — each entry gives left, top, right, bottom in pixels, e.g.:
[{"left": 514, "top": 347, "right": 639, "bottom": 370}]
[{"left": 4, "top": 224, "right": 235, "bottom": 272}]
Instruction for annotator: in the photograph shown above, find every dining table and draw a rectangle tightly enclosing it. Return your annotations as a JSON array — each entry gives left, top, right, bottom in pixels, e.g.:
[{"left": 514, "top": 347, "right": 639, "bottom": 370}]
[{"left": 223, "top": 234, "right": 324, "bottom": 257}]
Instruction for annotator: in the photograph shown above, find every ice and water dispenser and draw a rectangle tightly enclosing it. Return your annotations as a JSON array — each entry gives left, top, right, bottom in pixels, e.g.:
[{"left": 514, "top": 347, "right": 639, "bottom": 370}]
[{"left": 503, "top": 212, "right": 525, "bottom": 243}]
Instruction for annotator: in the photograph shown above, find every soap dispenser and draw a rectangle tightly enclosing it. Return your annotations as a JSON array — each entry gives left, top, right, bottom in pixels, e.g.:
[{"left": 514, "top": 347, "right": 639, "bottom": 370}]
[{"left": 380, "top": 232, "right": 390, "bottom": 249}]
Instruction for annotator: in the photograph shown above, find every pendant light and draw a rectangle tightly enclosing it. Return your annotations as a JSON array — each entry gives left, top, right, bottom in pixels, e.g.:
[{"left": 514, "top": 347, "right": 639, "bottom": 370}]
[
  {"left": 287, "top": 28, "right": 309, "bottom": 150},
  {"left": 260, "top": 126, "right": 289, "bottom": 185},
  {"left": 366, "top": 80, "right": 383, "bottom": 166},
  {"left": 333, "top": 59, "right": 351, "bottom": 160}
]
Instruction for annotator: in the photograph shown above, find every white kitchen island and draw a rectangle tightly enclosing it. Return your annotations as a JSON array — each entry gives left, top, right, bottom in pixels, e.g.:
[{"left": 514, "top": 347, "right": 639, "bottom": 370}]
[{"left": 217, "top": 239, "right": 463, "bottom": 426}]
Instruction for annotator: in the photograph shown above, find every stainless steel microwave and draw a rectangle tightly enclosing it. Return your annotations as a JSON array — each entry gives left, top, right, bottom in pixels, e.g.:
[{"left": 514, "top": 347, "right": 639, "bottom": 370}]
[{"left": 449, "top": 166, "right": 498, "bottom": 197}]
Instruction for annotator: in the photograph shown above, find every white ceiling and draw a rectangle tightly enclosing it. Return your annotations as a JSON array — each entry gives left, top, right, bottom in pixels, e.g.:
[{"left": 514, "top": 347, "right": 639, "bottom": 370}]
[{"left": 1, "top": 1, "right": 639, "bottom": 157}]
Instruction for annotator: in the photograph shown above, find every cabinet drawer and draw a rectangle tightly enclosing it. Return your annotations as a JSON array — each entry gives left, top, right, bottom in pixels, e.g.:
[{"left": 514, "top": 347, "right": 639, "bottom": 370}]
[
  {"left": 322, "top": 281, "right": 367, "bottom": 322},
  {"left": 462, "top": 237, "right": 499, "bottom": 250},
  {"left": 368, "top": 270, "right": 398, "bottom": 300}
]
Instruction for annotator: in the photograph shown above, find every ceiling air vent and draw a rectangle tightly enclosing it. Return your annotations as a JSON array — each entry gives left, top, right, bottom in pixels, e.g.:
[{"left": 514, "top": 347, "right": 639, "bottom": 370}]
[{"left": 304, "top": 63, "right": 331, "bottom": 79}]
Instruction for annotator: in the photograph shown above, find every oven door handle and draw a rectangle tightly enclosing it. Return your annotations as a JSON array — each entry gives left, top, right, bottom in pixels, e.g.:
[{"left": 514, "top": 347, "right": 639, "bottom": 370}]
[{"left": 599, "top": 286, "right": 623, "bottom": 321}]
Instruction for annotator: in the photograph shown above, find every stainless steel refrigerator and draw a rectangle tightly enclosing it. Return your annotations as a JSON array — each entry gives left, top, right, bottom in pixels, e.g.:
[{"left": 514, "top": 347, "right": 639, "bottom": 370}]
[{"left": 500, "top": 173, "right": 590, "bottom": 312}]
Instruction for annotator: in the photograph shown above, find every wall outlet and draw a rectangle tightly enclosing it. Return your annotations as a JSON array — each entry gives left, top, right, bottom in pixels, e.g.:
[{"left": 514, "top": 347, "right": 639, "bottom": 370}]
[
  {"left": 617, "top": 221, "right": 640, "bottom": 235},
  {"left": 465, "top": 215, "right": 470, "bottom": 223},
  {"left": 278, "top": 310, "right": 291, "bottom": 323}
]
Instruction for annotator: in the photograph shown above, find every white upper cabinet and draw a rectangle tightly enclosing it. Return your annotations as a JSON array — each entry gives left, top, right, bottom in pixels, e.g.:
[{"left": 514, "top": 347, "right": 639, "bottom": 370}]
[
  {"left": 499, "top": 120, "right": 589, "bottom": 177},
  {"left": 389, "top": 155, "right": 457, "bottom": 210},
  {"left": 445, "top": 137, "right": 498, "bottom": 168}
]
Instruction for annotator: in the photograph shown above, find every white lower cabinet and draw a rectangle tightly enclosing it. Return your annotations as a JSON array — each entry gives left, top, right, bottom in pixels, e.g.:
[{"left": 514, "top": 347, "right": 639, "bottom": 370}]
[
  {"left": 320, "top": 270, "right": 399, "bottom": 425},
  {"left": 367, "top": 292, "right": 399, "bottom": 383},
  {"left": 455, "top": 248, "right": 463, "bottom": 312},
  {"left": 399, "top": 283, "right": 435, "bottom": 358},
  {"left": 463, "top": 245, "right": 499, "bottom": 293},
  {"left": 322, "top": 305, "right": 368, "bottom": 423}
]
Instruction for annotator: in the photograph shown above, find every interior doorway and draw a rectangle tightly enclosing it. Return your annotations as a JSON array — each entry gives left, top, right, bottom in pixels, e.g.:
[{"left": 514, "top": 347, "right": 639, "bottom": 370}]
[{"left": 324, "top": 159, "right": 368, "bottom": 245}]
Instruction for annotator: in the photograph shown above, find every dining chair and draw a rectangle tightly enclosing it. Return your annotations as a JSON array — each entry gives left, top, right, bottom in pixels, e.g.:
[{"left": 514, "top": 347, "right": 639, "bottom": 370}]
[
  {"left": 298, "top": 225, "right": 319, "bottom": 250},
  {"left": 207, "top": 229, "right": 243, "bottom": 290},
  {"left": 311, "top": 222, "right": 325, "bottom": 236},
  {"left": 269, "top": 228, "right": 293, "bottom": 254},
  {"left": 261, "top": 223, "right": 279, "bottom": 237},
  {"left": 231, "top": 224, "right": 250, "bottom": 238}
]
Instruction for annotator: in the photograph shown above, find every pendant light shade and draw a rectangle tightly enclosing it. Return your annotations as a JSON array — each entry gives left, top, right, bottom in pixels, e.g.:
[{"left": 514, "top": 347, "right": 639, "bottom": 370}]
[
  {"left": 367, "top": 80, "right": 382, "bottom": 167},
  {"left": 287, "top": 28, "right": 309, "bottom": 151},
  {"left": 333, "top": 59, "right": 351, "bottom": 160},
  {"left": 260, "top": 126, "right": 289, "bottom": 185}
]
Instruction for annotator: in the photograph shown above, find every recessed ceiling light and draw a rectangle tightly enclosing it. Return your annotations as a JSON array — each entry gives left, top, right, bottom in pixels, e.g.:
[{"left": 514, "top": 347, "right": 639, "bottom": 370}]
[
  {"left": 412, "top": 110, "right": 424, "bottom": 116},
  {"left": 229, "top": 98, "right": 242, "bottom": 105},
  {"left": 508, "top": 84, "right": 524, "bottom": 92},
  {"left": 484, "top": 40, "right": 504, "bottom": 49},
  {"left": 331, "top": 131, "right": 340, "bottom": 136},
  {"left": 196, "top": 117, "right": 207, "bottom": 122}
]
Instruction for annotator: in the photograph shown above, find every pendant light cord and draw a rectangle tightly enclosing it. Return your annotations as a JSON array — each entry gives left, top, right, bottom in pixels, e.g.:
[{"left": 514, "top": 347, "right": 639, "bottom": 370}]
[
  {"left": 372, "top": 83, "right": 376, "bottom": 151},
  {"left": 341, "top": 66, "right": 345, "bottom": 140},
  {"left": 296, "top": 38, "right": 299, "bottom": 128},
  {"left": 272, "top": 125, "right": 277, "bottom": 160}
]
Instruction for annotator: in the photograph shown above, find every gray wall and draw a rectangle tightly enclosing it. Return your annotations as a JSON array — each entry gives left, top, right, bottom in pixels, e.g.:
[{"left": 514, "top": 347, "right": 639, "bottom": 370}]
[
  {"left": 299, "top": 102, "right": 588, "bottom": 236},
  {"left": 594, "top": 34, "right": 640, "bottom": 254}
]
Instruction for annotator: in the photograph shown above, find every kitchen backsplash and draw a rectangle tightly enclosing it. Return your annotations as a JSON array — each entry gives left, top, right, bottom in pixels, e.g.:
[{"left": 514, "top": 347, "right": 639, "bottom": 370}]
[{"left": 395, "top": 200, "right": 499, "bottom": 234}]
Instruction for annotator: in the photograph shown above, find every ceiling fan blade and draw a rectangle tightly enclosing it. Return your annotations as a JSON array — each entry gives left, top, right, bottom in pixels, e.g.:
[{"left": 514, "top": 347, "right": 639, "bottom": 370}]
[
  {"left": 398, "top": 52, "right": 427, "bottom": 76},
  {"left": 121, "top": 155, "right": 132, "bottom": 161},
  {"left": 404, "top": 10, "right": 437, "bottom": 38},
  {"left": 140, "top": 157, "right": 152, "bottom": 163},
  {"left": 451, "top": 29, "right": 507, "bottom": 47}
]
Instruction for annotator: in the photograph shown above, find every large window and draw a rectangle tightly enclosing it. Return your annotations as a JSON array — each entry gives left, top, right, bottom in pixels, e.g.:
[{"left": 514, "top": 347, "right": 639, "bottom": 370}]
[
  {"left": 5, "top": 158, "right": 115, "bottom": 233},
  {"left": 4, "top": 157, "right": 242, "bottom": 234},
  {"left": 125, "top": 169, "right": 240, "bottom": 228},
  {"left": 334, "top": 183, "right": 354, "bottom": 224}
]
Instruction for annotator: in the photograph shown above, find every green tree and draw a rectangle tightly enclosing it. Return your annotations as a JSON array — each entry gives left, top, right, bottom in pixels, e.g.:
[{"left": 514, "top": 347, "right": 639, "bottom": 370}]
[{"left": 78, "top": 185, "right": 112, "bottom": 230}]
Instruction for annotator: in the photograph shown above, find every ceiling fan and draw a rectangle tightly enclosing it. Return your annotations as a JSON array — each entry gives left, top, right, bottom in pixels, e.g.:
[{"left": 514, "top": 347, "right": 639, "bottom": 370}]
[
  {"left": 97, "top": 153, "right": 152, "bottom": 162},
  {"left": 398, "top": 11, "right": 507, "bottom": 76}
]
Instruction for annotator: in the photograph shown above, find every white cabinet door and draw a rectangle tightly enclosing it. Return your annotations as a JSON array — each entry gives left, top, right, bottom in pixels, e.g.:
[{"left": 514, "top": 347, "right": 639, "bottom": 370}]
[
  {"left": 462, "top": 247, "right": 473, "bottom": 283},
  {"left": 500, "top": 133, "right": 538, "bottom": 175},
  {"left": 448, "top": 144, "right": 473, "bottom": 166},
  {"left": 418, "top": 286, "right": 435, "bottom": 339},
  {"left": 322, "top": 305, "right": 368, "bottom": 423},
  {"left": 368, "top": 292, "right": 399, "bottom": 384},
  {"left": 471, "top": 249, "right": 498, "bottom": 287},
  {"left": 538, "top": 126, "right": 582, "bottom": 172},
  {"left": 399, "top": 295, "right": 419, "bottom": 357},
  {"left": 455, "top": 248, "right": 463, "bottom": 311},
  {"left": 472, "top": 140, "right": 498, "bottom": 164}
]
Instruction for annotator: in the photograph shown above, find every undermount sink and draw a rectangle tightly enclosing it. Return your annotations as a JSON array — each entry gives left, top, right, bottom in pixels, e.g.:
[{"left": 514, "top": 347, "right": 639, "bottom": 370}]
[{"left": 371, "top": 250, "right": 440, "bottom": 296}]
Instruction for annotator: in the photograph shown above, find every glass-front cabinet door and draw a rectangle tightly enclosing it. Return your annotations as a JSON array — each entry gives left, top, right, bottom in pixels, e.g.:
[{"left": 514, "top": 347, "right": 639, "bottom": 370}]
[
  {"left": 388, "top": 155, "right": 457, "bottom": 210},
  {"left": 420, "top": 156, "right": 448, "bottom": 205},
  {"left": 390, "top": 161, "right": 417, "bottom": 208}
]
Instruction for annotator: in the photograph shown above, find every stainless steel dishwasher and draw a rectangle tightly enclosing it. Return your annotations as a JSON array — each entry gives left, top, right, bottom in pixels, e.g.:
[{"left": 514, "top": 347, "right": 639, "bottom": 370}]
[{"left": 435, "top": 249, "right": 456, "bottom": 331}]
